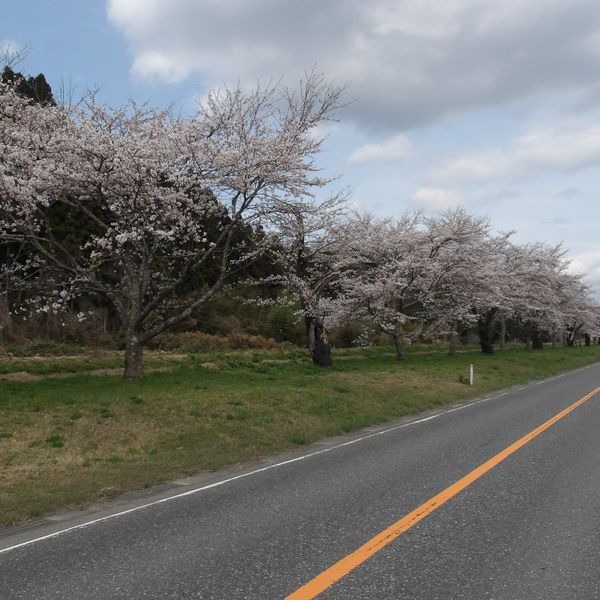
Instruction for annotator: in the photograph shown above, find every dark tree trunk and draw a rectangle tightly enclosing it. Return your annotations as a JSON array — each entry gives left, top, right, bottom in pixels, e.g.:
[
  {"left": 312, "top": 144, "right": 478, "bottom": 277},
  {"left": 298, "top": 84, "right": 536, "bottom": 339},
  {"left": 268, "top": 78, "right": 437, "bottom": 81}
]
[
  {"left": 531, "top": 329, "right": 544, "bottom": 350},
  {"left": 499, "top": 315, "right": 507, "bottom": 352},
  {"left": 566, "top": 325, "right": 581, "bottom": 347},
  {"left": 478, "top": 313, "right": 495, "bottom": 354},
  {"left": 0, "top": 294, "right": 13, "bottom": 343},
  {"left": 393, "top": 329, "right": 406, "bottom": 360},
  {"left": 305, "top": 317, "right": 332, "bottom": 367},
  {"left": 124, "top": 338, "right": 144, "bottom": 380},
  {"left": 448, "top": 331, "right": 457, "bottom": 356},
  {"left": 448, "top": 320, "right": 458, "bottom": 356},
  {"left": 584, "top": 333, "right": 591, "bottom": 347}
]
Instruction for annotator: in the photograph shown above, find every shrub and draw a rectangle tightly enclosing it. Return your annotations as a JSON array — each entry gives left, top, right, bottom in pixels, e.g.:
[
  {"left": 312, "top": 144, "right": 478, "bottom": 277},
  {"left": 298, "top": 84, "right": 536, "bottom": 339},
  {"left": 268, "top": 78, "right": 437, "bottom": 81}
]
[
  {"left": 329, "top": 323, "right": 365, "bottom": 348},
  {"left": 149, "top": 331, "right": 279, "bottom": 353},
  {"left": 266, "top": 305, "right": 299, "bottom": 342}
]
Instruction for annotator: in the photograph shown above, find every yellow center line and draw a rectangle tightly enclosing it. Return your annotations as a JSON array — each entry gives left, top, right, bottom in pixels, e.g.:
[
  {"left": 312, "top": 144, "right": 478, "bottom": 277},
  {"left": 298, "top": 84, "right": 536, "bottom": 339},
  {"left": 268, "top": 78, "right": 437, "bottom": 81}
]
[{"left": 286, "top": 384, "right": 600, "bottom": 600}]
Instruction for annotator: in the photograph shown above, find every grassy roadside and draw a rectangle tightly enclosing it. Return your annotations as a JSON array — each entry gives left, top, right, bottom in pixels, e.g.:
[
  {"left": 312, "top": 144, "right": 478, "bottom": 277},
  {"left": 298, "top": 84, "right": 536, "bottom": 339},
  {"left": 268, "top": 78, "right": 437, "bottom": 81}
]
[{"left": 1, "top": 345, "right": 599, "bottom": 527}]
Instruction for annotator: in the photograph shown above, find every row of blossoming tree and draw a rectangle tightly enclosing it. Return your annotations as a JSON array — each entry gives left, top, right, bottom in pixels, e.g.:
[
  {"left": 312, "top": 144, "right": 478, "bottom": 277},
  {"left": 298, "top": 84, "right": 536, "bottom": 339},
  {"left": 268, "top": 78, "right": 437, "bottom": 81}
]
[
  {"left": 1, "top": 74, "right": 598, "bottom": 377},
  {"left": 267, "top": 202, "right": 599, "bottom": 366}
]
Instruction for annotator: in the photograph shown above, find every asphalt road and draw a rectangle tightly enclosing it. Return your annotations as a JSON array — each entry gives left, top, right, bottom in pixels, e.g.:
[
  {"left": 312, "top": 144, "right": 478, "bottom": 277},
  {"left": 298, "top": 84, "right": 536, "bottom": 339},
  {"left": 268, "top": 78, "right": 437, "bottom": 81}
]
[{"left": 2, "top": 362, "right": 600, "bottom": 599}]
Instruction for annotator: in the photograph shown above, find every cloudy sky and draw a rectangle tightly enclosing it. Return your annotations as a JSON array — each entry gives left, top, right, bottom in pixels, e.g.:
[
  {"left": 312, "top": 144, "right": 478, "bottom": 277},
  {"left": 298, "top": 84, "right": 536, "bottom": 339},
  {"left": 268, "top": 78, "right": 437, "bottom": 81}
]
[{"left": 4, "top": 0, "right": 600, "bottom": 291}]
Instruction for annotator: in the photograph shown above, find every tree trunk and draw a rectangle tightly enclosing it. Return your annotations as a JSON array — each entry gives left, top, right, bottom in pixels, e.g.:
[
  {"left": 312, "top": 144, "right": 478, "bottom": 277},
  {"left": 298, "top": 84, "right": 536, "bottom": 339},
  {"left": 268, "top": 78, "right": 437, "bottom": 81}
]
[
  {"left": 478, "top": 314, "right": 495, "bottom": 354},
  {"left": 566, "top": 325, "right": 581, "bottom": 347},
  {"left": 531, "top": 329, "right": 544, "bottom": 350},
  {"left": 499, "top": 315, "right": 507, "bottom": 352},
  {"left": 124, "top": 338, "right": 144, "bottom": 380},
  {"left": 0, "top": 294, "right": 12, "bottom": 344},
  {"left": 393, "top": 328, "right": 406, "bottom": 361},
  {"left": 448, "top": 321, "right": 457, "bottom": 356},
  {"left": 305, "top": 317, "right": 332, "bottom": 367},
  {"left": 584, "top": 333, "right": 591, "bottom": 347}
]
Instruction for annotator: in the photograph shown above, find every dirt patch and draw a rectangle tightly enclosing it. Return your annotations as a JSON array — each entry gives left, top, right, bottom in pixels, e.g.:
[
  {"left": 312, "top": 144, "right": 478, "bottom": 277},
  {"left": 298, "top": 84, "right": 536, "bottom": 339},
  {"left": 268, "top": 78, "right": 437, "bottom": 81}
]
[
  {"left": 200, "top": 362, "right": 220, "bottom": 369},
  {"left": 0, "top": 354, "right": 108, "bottom": 362},
  {"left": 0, "top": 371, "right": 41, "bottom": 382},
  {"left": 260, "top": 359, "right": 292, "bottom": 365},
  {"left": 81, "top": 368, "right": 125, "bottom": 377},
  {"left": 0, "top": 366, "right": 172, "bottom": 382}
]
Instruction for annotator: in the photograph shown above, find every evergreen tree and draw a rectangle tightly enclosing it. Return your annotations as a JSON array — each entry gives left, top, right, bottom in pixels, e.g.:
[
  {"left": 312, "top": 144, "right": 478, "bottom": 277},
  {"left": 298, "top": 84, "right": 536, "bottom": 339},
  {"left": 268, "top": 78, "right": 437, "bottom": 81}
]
[{"left": 1, "top": 67, "right": 55, "bottom": 105}]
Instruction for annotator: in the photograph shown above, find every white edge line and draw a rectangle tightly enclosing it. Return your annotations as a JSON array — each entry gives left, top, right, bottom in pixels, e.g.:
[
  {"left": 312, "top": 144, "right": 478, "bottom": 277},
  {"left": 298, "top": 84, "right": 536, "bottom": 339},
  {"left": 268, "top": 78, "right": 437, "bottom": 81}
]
[{"left": 2, "top": 364, "right": 595, "bottom": 556}]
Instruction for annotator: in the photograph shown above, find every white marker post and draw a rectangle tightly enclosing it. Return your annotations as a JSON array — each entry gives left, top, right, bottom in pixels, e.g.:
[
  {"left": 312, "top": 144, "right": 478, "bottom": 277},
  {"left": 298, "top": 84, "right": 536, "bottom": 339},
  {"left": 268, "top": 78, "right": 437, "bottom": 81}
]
[{"left": 469, "top": 364, "right": 474, "bottom": 386}]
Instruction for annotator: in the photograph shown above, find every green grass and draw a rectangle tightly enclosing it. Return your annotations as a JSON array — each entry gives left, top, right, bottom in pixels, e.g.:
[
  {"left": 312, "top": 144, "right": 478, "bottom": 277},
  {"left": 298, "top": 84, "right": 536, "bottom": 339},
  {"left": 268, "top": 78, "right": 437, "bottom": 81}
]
[{"left": 0, "top": 344, "right": 598, "bottom": 527}]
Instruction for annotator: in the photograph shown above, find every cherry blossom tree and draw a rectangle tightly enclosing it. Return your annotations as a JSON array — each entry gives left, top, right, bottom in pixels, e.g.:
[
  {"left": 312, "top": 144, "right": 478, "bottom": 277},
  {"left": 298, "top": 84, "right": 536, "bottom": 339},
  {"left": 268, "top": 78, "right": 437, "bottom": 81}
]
[
  {"left": 336, "top": 213, "right": 422, "bottom": 359},
  {"left": 463, "top": 231, "right": 519, "bottom": 355},
  {"left": 337, "top": 208, "right": 599, "bottom": 357},
  {"left": 260, "top": 194, "right": 349, "bottom": 366},
  {"left": 501, "top": 242, "right": 568, "bottom": 349},
  {"left": 3, "top": 70, "right": 597, "bottom": 371},
  {"left": 0, "top": 73, "right": 344, "bottom": 378},
  {"left": 463, "top": 236, "right": 598, "bottom": 353},
  {"left": 418, "top": 209, "right": 492, "bottom": 354},
  {"left": 556, "top": 274, "right": 599, "bottom": 346},
  {"left": 337, "top": 209, "right": 494, "bottom": 360}
]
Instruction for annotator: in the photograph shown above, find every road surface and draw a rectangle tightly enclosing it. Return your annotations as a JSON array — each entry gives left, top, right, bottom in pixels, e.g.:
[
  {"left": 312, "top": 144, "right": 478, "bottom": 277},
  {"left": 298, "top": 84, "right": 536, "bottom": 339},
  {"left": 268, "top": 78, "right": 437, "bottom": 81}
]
[{"left": 2, "top": 362, "right": 600, "bottom": 599}]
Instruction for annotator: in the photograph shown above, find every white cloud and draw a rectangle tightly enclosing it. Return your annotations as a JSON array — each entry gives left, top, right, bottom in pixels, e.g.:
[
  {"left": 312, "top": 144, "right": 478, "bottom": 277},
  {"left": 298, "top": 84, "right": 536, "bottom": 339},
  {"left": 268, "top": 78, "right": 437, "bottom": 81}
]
[
  {"left": 476, "top": 189, "right": 520, "bottom": 206},
  {"left": 412, "top": 187, "right": 464, "bottom": 211},
  {"left": 106, "top": 0, "right": 600, "bottom": 131},
  {"left": 131, "top": 51, "right": 188, "bottom": 83},
  {"left": 568, "top": 250, "right": 600, "bottom": 276},
  {"left": 568, "top": 249, "right": 600, "bottom": 294},
  {"left": 348, "top": 134, "right": 411, "bottom": 164},
  {"left": 432, "top": 123, "right": 600, "bottom": 183},
  {"left": 543, "top": 217, "right": 571, "bottom": 225},
  {"left": 555, "top": 187, "right": 581, "bottom": 199}
]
